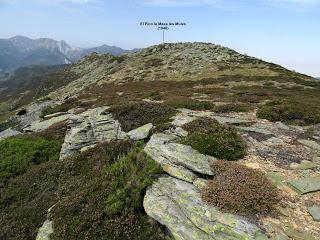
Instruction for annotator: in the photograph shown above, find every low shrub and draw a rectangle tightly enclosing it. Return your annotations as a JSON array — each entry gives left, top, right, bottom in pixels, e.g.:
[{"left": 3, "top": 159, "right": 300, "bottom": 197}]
[
  {"left": 1, "top": 140, "right": 166, "bottom": 239},
  {"left": 165, "top": 96, "right": 215, "bottom": 111},
  {"left": 0, "top": 161, "right": 61, "bottom": 240},
  {"left": 105, "top": 147, "right": 163, "bottom": 215},
  {"left": 0, "top": 135, "right": 62, "bottom": 183},
  {"left": 182, "top": 118, "right": 247, "bottom": 160},
  {"left": 109, "top": 101, "right": 176, "bottom": 132},
  {"left": 214, "top": 103, "right": 251, "bottom": 113},
  {"left": 52, "top": 141, "right": 165, "bottom": 240},
  {"left": 202, "top": 161, "right": 280, "bottom": 215},
  {"left": 257, "top": 98, "right": 320, "bottom": 125}
]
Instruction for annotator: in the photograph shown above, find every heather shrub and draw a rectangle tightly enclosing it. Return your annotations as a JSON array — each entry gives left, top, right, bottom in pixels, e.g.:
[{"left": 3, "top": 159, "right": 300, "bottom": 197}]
[
  {"left": 1, "top": 139, "right": 166, "bottom": 240},
  {"left": 105, "top": 147, "right": 163, "bottom": 215},
  {"left": 257, "top": 98, "right": 320, "bottom": 125},
  {"left": 165, "top": 96, "right": 215, "bottom": 111},
  {"left": 202, "top": 161, "right": 280, "bottom": 215},
  {"left": 214, "top": 103, "right": 251, "bottom": 113},
  {"left": 0, "top": 135, "right": 62, "bottom": 183},
  {"left": 109, "top": 101, "right": 176, "bottom": 132},
  {"left": 182, "top": 118, "right": 247, "bottom": 160}
]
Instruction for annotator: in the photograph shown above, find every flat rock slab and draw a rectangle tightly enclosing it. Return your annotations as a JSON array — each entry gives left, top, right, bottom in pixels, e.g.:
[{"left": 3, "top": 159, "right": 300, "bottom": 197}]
[
  {"left": 237, "top": 126, "right": 273, "bottom": 136},
  {"left": 145, "top": 133, "right": 215, "bottom": 176},
  {"left": 308, "top": 205, "right": 320, "bottom": 221},
  {"left": 127, "top": 123, "right": 153, "bottom": 140},
  {"left": 25, "top": 114, "right": 73, "bottom": 132},
  {"left": 298, "top": 139, "right": 320, "bottom": 151},
  {"left": 60, "top": 107, "right": 126, "bottom": 160},
  {"left": 213, "top": 116, "right": 250, "bottom": 125},
  {"left": 0, "top": 128, "right": 21, "bottom": 140},
  {"left": 144, "top": 175, "right": 268, "bottom": 240},
  {"left": 288, "top": 176, "right": 320, "bottom": 194}
]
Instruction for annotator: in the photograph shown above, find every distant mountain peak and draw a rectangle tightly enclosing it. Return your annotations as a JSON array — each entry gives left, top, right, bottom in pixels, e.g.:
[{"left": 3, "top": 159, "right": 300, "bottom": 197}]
[{"left": 0, "top": 35, "right": 134, "bottom": 74}]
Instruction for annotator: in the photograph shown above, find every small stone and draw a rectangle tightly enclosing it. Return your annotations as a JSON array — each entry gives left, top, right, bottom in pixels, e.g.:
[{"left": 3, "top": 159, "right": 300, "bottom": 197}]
[
  {"left": 288, "top": 176, "right": 320, "bottom": 194},
  {"left": 245, "top": 162, "right": 260, "bottom": 169},
  {"left": 43, "top": 111, "right": 67, "bottom": 120},
  {"left": 127, "top": 123, "right": 153, "bottom": 140},
  {"left": 308, "top": 205, "right": 320, "bottom": 221}
]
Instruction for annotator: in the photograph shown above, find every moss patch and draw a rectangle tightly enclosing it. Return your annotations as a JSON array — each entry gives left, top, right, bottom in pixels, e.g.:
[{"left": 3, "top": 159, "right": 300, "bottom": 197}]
[
  {"left": 182, "top": 118, "right": 247, "bottom": 160},
  {"left": 202, "top": 161, "right": 280, "bottom": 215}
]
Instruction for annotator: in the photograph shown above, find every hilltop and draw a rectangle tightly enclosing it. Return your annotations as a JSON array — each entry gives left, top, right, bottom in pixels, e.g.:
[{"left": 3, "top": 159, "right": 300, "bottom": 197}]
[{"left": 0, "top": 42, "right": 319, "bottom": 240}]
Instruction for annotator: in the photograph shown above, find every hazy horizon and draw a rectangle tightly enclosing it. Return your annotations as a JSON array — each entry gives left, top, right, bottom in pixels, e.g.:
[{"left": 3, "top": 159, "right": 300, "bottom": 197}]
[{"left": 1, "top": 0, "right": 320, "bottom": 77}]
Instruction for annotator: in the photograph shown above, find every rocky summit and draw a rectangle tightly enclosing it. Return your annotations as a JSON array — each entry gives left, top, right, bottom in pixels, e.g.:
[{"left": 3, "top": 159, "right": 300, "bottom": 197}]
[{"left": 0, "top": 42, "right": 320, "bottom": 240}]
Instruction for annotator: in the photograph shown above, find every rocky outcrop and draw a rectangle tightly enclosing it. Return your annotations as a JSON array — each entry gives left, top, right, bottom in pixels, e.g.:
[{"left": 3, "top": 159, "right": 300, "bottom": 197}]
[
  {"left": 144, "top": 176, "right": 268, "bottom": 240},
  {"left": 144, "top": 133, "right": 215, "bottom": 176},
  {"left": 60, "top": 107, "right": 126, "bottom": 159}
]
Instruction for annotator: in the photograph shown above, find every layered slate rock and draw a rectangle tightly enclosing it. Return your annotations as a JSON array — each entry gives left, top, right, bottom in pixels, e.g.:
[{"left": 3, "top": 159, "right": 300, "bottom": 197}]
[
  {"left": 144, "top": 133, "right": 215, "bottom": 176},
  {"left": 144, "top": 176, "right": 268, "bottom": 240},
  {"left": 60, "top": 107, "right": 126, "bottom": 159},
  {"left": 24, "top": 114, "right": 73, "bottom": 132}
]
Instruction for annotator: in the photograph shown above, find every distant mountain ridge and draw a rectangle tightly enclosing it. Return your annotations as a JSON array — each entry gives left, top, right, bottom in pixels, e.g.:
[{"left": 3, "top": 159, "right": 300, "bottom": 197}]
[{"left": 0, "top": 35, "right": 137, "bottom": 75}]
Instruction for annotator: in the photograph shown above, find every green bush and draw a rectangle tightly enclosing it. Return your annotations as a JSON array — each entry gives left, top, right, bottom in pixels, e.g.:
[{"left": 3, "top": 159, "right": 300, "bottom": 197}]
[
  {"left": 182, "top": 118, "right": 247, "bottom": 160},
  {"left": 105, "top": 148, "right": 163, "bottom": 215},
  {"left": 257, "top": 98, "right": 320, "bottom": 125},
  {"left": 0, "top": 136, "right": 62, "bottom": 183},
  {"left": 202, "top": 161, "right": 280, "bottom": 215},
  {"left": 214, "top": 103, "right": 251, "bottom": 113},
  {"left": 165, "top": 96, "right": 215, "bottom": 111},
  {"left": 109, "top": 101, "right": 176, "bottom": 132}
]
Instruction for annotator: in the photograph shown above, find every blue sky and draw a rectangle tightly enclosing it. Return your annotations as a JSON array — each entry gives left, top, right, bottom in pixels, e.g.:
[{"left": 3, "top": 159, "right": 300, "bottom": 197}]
[{"left": 0, "top": 0, "right": 319, "bottom": 77}]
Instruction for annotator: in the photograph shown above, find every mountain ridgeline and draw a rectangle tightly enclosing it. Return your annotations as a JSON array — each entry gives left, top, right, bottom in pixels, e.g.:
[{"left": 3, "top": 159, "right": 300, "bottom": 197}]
[{"left": 0, "top": 35, "right": 138, "bottom": 75}]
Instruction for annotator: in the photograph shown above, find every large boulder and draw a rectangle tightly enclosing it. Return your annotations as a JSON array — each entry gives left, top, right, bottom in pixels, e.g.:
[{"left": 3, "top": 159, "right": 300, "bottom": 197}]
[
  {"left": 60, "top": 107, "right": 126, "bottom": 159},
  {"left": 144, "top": 175, "right": 268, "bottom": 240}
]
